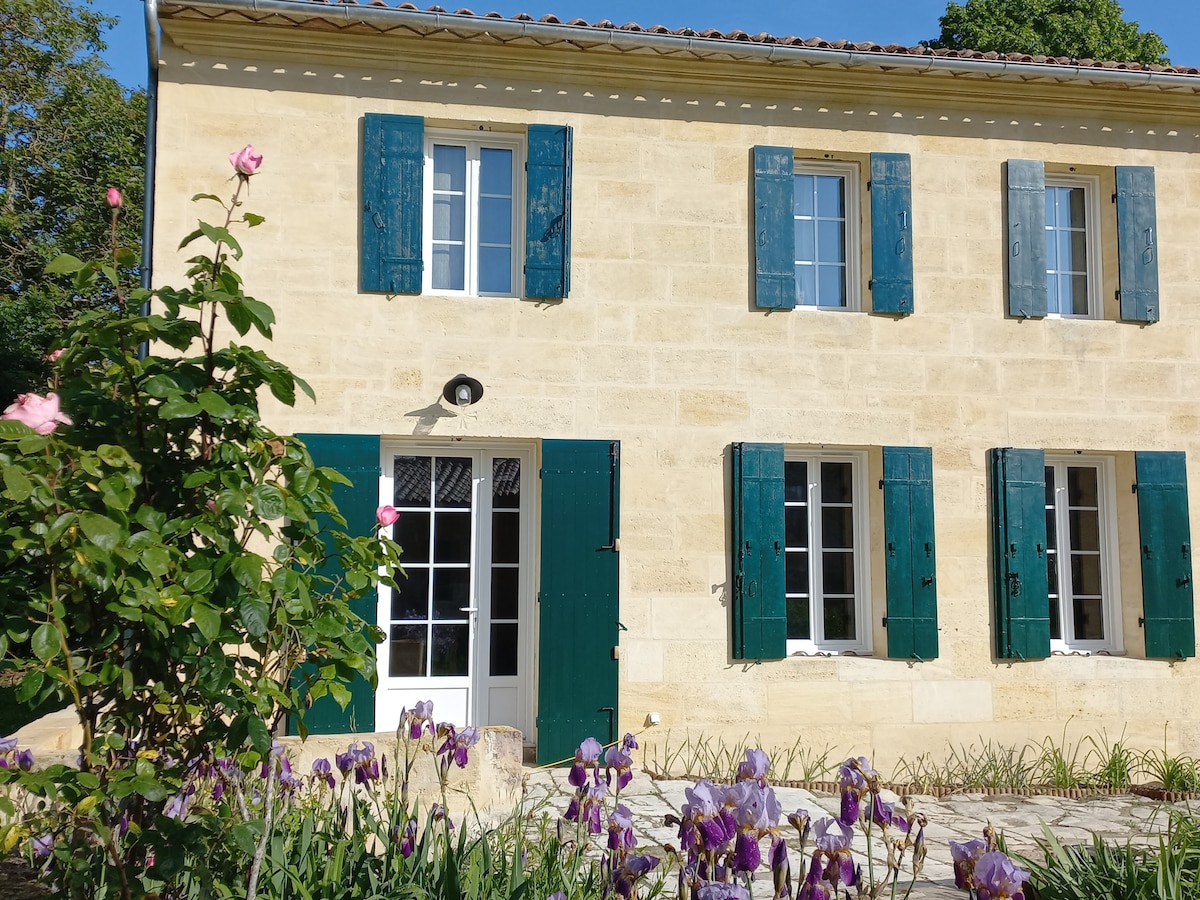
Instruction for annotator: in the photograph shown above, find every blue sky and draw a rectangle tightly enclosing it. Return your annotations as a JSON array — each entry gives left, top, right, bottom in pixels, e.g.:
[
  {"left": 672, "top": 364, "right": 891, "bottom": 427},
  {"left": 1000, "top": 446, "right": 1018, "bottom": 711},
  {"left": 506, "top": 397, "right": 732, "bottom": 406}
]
[{"left": 95, "top": 0, "right": 1200, "bottom": 90}]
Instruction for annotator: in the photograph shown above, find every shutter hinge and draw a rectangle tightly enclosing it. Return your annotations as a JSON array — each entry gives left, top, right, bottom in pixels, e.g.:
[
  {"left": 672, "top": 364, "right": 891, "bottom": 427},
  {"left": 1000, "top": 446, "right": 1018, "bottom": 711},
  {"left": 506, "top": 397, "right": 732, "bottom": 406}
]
[
  {"left": 1132, "top": 482, "right": 1138, "bottom": 493},
  {"left": 868, "top": 279, "right": 874, "bottom": 291},
  {"left": 882, "top": 617, "right": 888, "bottom": 628},
  {"left": 610, "top": 442, "right": 621, "bottom": 464},
  {"left": 878, "top": 479, "right": 884, "bottom": 490},
  {"left": 1112, "top": 192, "right": 1118, "bottom": 203},
  {"left": 1138, "top": 616, "right": 1145, "bottom": 627},
  {"left": 866, "top": 181, "right": 872, "bottom": 191}
]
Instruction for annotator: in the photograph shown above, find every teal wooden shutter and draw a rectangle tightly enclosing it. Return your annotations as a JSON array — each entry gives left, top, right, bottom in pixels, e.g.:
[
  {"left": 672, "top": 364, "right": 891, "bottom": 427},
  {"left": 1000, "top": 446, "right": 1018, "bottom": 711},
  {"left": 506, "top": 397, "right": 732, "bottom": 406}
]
[
  {"left": 536, "top": 440, "right": 619, "bottom": 764},
  {"left": 731, "top": 443, "right": 787, "bottom": 660},
  {"left": 882, "top": 447, "right": 938, "bottom": 660},
  {"left": 291, "top": 433, "right": 381, "bottom": 734},
  {"left": 1135, "top": 451, "right": 1195, "bottom": 658},
  {"left": 752, "top": 147, "right": 796, "bottom": 310},
  {"left": 989, "top": 448, "right": 1051, "bottom": 660},
  {"left": 1006, "top": 159, "right": 1048, "bottom": 319},
  {"left": 361, "top": 114, "right": 423, "bottom": 294},
  {"left": 869, "top": 152, "right": 914, "bottom": 316},
  {"left": 1116, "top": 166, "right": 1159, "bottom": 323},
  {"left": 525, "top": 125, "right": 572, "bottom": 299}
]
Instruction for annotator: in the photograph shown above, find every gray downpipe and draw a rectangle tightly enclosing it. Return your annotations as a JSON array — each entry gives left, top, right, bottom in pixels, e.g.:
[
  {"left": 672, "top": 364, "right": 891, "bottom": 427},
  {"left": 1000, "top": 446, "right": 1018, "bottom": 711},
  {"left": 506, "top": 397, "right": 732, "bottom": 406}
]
[
  {"left": 140, "top": 0, "right": 161, "bottom": 356},
  {"left": 162, "top": 0, "right": 1200, "bottom": 93}
]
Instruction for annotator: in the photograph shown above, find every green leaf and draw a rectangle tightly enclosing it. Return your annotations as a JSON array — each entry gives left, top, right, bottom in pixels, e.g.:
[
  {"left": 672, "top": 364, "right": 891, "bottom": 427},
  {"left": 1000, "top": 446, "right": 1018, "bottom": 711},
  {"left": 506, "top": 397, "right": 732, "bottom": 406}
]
[
  {"left": 198, "top": 221, "right": 244, "bottom": 260},
  {"left": 225, "top": 300, "right": 252, "bottom": 336},
  {"left": 31, "top": 623, "right": 58, "bottom": 662},
  {"left": 242, "top": 212, "right": 265, "bottom": 227},
  {"left": 238, "top": 598, "right": 269, "bottom": 639},
  {"left": 45, "top": 254, "right": 86, "bottom": 275},
  {"left": 78, "top": 512, "right": 121, "bottom": 553},
  {"left": 191, "top": 193, "right": 224, "bottom": 203},
  {"left": 15, "top": 669, "right": 44, "bottom": 702},
  {"left": 191, "top": 602, "right": 221, "bottom": 642},
  {"left": 2, "top": 467, "right": 33, "bottom": 502},
  {"left": 141, "top": 374, "right": 182, "bottom": 398},
  {"left": 231, "top": 554, "right": 263, "bottom": 589},
  {"left": 177, "top": 228, "right": 204, "bottom": 250},
  {"left": 158, "top": 397, "right": 202, "bottom": 419},
  {"left": 0, "top": 420, "right": 32, "bottom": 438},
  {"left": 247, "top": 716, "right": 271, "bottom": 754},
  {"left": 249, "top": 484, "right": 286, "bottom": 520},
  {"left": 231, "top": 821, "right": 264, "bottom": 855},
  {"left": 196, "top": 391, "right": 234, "bottom": 419}
]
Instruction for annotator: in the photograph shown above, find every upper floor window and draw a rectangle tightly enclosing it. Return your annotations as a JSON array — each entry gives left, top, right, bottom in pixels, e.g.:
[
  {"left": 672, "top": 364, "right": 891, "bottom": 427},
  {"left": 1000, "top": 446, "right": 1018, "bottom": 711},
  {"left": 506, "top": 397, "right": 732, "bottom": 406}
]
[
  {"left": 793, "top": 163, "right": 861, "bottom": 310},
  {"left": 426, "top": 135, "right": 522, "bottom": 297},
  {"left": 1044, "top": 175, "right": 1101, "bottom": 318}
]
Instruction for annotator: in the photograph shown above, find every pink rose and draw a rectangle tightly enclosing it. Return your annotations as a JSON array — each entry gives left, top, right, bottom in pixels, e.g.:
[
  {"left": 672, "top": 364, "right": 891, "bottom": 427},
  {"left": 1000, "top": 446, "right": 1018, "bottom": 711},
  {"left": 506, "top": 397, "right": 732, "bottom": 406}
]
[
  {"left": 229, "top": 145, "right": 263, "bottom": 176},
  {"left": 1, "top": 392, "right": 73, "bottom": 435},
  {"left": 376, "top": 506, "right": 400, "bottom": 527},
  {"left": 44, "top": 349, "right": 64, "bottom": 362},
  {"left": 106, "top": 187, "right": 123, "bottom": 208}
]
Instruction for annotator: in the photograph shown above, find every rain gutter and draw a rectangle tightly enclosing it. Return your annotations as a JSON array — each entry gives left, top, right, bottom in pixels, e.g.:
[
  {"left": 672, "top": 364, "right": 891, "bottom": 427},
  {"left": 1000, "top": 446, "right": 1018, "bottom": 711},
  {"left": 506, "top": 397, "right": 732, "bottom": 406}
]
[{"left": 160, "top": 0, "right": 1200, "bottom": 92}]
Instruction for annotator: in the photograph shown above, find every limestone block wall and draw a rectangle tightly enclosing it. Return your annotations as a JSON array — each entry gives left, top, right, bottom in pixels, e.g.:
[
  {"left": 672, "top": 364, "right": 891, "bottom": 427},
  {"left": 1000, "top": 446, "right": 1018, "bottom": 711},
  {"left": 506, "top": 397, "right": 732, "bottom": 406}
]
[{"left": 152, "top": 24, "right": 1200, "bottom": 769}]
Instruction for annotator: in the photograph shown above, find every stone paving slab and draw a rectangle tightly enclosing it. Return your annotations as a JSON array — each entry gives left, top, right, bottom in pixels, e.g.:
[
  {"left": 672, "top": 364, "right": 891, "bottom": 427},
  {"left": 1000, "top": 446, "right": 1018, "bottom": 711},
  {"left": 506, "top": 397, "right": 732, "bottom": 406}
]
[{"left": 520, "top": 766, "right": 1190, "bottom": 899}]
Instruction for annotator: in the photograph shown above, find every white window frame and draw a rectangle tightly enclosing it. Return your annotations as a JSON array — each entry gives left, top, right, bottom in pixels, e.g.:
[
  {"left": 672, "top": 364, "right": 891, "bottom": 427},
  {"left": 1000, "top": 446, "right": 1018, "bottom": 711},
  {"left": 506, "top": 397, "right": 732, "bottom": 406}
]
[
  {"left": 784, "top": 449, "right": 872, "bottom": 654},
  {"left": 1044, "top": 173, "right": 1102, "bottom": 319},
  {"left": 793, "top": 160, "right": 862, "bottom": 312},
  {"left": 422, "top": 130, "right": 524, "bottom": 298},
  {"left": 1044, "top": 454, "right": 1122, "bottom": 654}
]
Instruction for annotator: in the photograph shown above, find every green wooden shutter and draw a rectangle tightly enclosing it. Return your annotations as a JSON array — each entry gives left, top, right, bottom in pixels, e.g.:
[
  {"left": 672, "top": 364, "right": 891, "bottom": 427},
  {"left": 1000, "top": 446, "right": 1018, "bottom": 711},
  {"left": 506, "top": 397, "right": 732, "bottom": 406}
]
[
  {"left": 1135, "top": 451, "right": 1195, "bottom": 658},
  {"left": 989, "top": 448, "right": 1051, "bottom": 660},
  {"left": 731, "top": 443, "right": 787, "bottom": 660},
  {"left": 1116, "top": 166, "right": 1159, "bottom": 324},
  {"left": 525, "top": 125, "right": 572, "bottom": 299},
  {"left": 361, "top": 114, "right": 423, "bottom": 295},
  {"left": 1006, "top": 159, "right": 1048, "bottom": 319},
  {"left": 536, "top": 440, "right": 619, "bottom": 764},
  {"left": 870, "top": 152, "right": 914, "bottom": 316},
  {"left": 882, "top": 446, "right": 938, "bottom": 660},
  {"left": 291, "top": 433, "right": 381, "bottom": 734},
  {"left": 752, "top": 146, "right": 796, "bottom": 310}
]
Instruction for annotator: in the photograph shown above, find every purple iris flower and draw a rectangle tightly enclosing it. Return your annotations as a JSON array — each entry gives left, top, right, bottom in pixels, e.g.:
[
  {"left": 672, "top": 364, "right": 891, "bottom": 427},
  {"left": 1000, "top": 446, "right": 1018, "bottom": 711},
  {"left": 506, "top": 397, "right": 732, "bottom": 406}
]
[
  {"left": 312, "top": 757, "right": 335, "bottom": 788},
  {"left": 569, "top": 737, "right": 603, "bottom": 788},
  {"left": 604, "top": 744, "right": 634, "bottom": 791},
  {"left": 15, "top": 749, "right": 33, "bottom": 771},
  {"left": 731, "top": 830, "right": 762, "bottom": 873},
  {"left": 730, "top": 780, "right": 781, "bottom": 832},
  {"left": 611, "top": 853, "right": 660, "bottom": 899},
  {"left": 870, "top": 794, "right": 908, "bottom": 831},
  {"left": 0, "top": 736, "right": 16, "bottom": 753},
  {"left": 584, "top": 782, "right": 607, "bottom": 834},
  {"left": 949, "top": 837, "right": 988, "bottom": 890},
  {"left": 973, "top": 851, "right": 1030, "bottom": 900},
  {"left": 813, "top": 816, "right": 856, "bottom": 889},
  {"left": 547, "top": 894, "right": 567, "bottom": 900},
  {"left": 31, "top": 834, "right": 53, "bottom": 859},
  {"left": 682, "top": 780, "right": 733, "bottom": 851},
  {"left": 770, "top": 835, "right": 792, "bottom": 899},
  {"left": 437, "top": 725, "right": 479, "bottom": 769},
  {"left": 788, "top": 808, "right": 812, "bottom": 845},
  {"left": 736, "top": 747, "right": 770, "bottom": 782},
  {"left": 608, "top": 803, "right": 636, "bottom": 852},
  {"left": 406, "top": 700, "right": 435, "bottom": 740},
  {"left": 164, "top": 792, "right": 189, "bottom": 821},
  {"left": 398, "top": 817, "right": 417, "bottom": 857},
  {"left": 621, "top": 733, "right": 639, "bottom": 753},
  {"left": 797, "top": 853, "right": 829, "bottom": 900},
  {"left": 696, "top": 884, "right": 750, "bottom": 900}
]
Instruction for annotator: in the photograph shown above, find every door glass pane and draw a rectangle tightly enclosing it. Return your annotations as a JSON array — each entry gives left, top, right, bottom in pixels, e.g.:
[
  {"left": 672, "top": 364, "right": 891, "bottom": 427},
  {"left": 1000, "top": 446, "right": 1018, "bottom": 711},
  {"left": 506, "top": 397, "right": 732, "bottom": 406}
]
[
  {"left": 389, "top": 624, "right": 427, "bottom": 677},
  {"left": 432, "top": 569, "right": 470, "bottom": 619},
  {"left": 490, "top": 623, "right": 518, "bottom": 676},
  {"left": 492, "top": 514, "right": 519, "bottom": 564},
  {"left": 431, "top": 624, "right": 469, "bottom": 676},
  {"left": 394, "top": 511, "right": 431, "bottom": 563},
  {"left": 433, "top": 512, "right": 471, "bottom": 563},
  {"left": 394, "top": 456, "right": 431, "bottom": 505},
  {"left": 491, "top": 568, "right": 518, "bottom": 620},
  {"left": 493, "top": 458, "right": 521, "bottom": 508},
  {"left": 435, "top": 458, "right": 473, "bottom": 507},
  {"left": 391, "top": 569, "right": 429, "bottom": 620}
]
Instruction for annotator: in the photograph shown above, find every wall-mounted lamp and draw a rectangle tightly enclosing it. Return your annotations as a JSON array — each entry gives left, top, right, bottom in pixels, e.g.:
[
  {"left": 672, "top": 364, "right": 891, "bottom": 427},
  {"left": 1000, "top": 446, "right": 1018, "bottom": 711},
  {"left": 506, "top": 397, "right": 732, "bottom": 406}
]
[{"left": 442, "top": 374, "right": 484, "bottom": 409}]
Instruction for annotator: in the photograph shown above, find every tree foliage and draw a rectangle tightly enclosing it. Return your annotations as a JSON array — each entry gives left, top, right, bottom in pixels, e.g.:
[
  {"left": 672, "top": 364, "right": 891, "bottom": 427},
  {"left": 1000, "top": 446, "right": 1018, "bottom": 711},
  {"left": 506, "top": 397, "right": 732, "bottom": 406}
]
[
  {"left": 929, "top": 0, "right": 1169, "bottom": 65},
  {"left": 1, "top": 0, "right": 146, "bottom": 401}
]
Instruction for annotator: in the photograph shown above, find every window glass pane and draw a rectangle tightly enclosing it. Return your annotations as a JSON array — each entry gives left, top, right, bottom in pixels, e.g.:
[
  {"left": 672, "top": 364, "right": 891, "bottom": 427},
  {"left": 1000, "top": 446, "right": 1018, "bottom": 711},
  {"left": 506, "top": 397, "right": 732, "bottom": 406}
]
[
  {"left": 822, "top": 507, "right": 854, "bottom": 550},
  {"left": 433, "top": 145, "right": 466, "bottom": 192},
  {"left": 1067, "top": 186, "right": 1086, "bottom": 228},
  {"left": 493, "top": 458, "right": 521, "bottom": 509},
  {"left": 1045, "top": 507, "right": 1057, "bottom": 551},
  {"left": 394, "top": 511, "right": 430, "bottom": 563},
  {"left": 822, "top": 551, "right": 855, "bottom": 595},
  {"left": 492, "top": 512, "right": 519, "bottom": 564},
  {"left": 1069, "top": 510, "right": 1100, "bottom": 552},
  {"left": 433, "top": 193, "right": 465, "bottom": 242},
  {"left": 489, "top": 623, "right": 518, "bottom": 676},
  {"left": 478, "top": 197, "right": 513, "bottom": 245},
  {"left": 431, "top": 624, "right": 469, "bottom": 676},
  {"left": 786, "top": 595, "right": 811, "bottom": 641},
  {"left": 491, "top": 568, "right": 519, "bottom": 620},
  {"left": 794, "top": 219, "right": 816, "bottom": 263},
  {"left": 1046, "top": 271, "right": 1060, "bottom": 314},
  {"left": 479, "top": 147, "right": 513, "bottom": 195},
  {"left": 435, "top": 458, "right": 473, "bottom": 507},
  {"left": 815, "top": 175, "right": 844, "bottom": 217},
  {"left": 823, "top": 596, "right": 855, "bottom": 641},
  {"left": 433, "top": 512, "right": 471, "bottom": 563},
  {"left": 795, "top": 265, "right": 817, "bottom": 307},
  {"left": 785, "top": 462, "right": 809, "bottom": 502},
  {"left": 793, "top": 174, "right": 815, "bottom": 217},
  {"left": 785, "top": 506, "right": 808, "bottom": 548},
  {"left": 1069, "top": 276, "right": 1088, "bottom": 316},
  {"left": 821, "top": 462, "right": 853, "bottom": 504},
  {"left": 1071, "top": 554, "right": 1102, "bottom": 597},
  {"left": 478, "top": 246, "right": 512, "bottom": 294},
  {"left": 1056, "top": 231, "right": 1076, "bottom": 273},
  {"left": 817, "top": 221, "right": 845, "bottom": 263},
  {"left": 1068, "top": 466, "right": 1099, "bottom": 507},
  {"left": 1072, "top": 597, "right": 1105, "bottom": 641},
  {"left": 1048, "top": 595, "right": 1061, "bottom": 640},
  {"left": 1069, "top": 230, "right": 1088, "bottom": 272},
  {"left": 1044, "top": 219, "right": 1059, "bottom": 268},
  {"left": 391, "top": 568, "right": 429, "bottom": 620},
  {"left": 817, "top": 265, "right": 846, "bottom": 308},
  {"left": 432, "top": 244, "right": 465, "bottom": 291},
  {"left": 394, "top": 456, "right": 432, "bottom": 506},
  {"left": 432, "top": 568, "right": 470, "bottom": 619},
  {"left": 786, "top": 550, "right": 809, "bottom": 595},
  {"left": 389, "top": 624, "right": 427, "bottom": 677}
]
